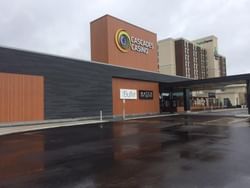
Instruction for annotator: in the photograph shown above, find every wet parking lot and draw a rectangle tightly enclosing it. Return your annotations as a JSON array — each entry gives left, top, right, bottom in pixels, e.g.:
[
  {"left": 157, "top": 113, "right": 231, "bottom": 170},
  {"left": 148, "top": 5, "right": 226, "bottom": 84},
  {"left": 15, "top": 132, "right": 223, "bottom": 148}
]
[{"left": 1, "top": 114, "right": 250, "bottom": 188}]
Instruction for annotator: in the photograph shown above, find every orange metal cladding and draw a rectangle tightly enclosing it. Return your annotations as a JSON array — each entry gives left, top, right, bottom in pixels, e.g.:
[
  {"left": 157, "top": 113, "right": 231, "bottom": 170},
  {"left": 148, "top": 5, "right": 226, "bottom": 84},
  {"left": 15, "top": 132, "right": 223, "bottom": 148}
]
[
  {"left": 91, "top": 15, "right": 158, "bottom": 72},
  {"left": 112, "top": 78, "right": 160, "bottom": 116},
  {"left": 0, "top": 72, "right": 44, "bottom": 123},
  {"left": 90, "top": 16, "right": 109, "bottom": 64}
]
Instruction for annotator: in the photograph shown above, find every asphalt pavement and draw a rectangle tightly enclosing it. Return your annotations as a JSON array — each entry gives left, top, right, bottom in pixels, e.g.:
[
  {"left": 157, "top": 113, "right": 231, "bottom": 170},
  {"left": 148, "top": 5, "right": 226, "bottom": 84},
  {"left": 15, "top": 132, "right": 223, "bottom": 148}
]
[{"left": 1, "top": 113, "right": 250, "bottom": 188}]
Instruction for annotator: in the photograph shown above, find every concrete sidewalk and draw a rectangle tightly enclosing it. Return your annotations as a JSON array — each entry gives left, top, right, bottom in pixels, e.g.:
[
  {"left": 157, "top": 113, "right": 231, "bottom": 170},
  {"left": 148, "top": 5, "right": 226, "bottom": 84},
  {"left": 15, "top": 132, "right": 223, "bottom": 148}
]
[
  {"left": 0, "top": 119, "right": 109, "bottom": 136},
  {"left": 0, "top": 109, "right": 248, "bottom": 136},
  {"left": 0, "top": 113, "right": 178, "bottom": 136},
  {"left": 186, "top": 108, "right": 250, "bottom": 118}
]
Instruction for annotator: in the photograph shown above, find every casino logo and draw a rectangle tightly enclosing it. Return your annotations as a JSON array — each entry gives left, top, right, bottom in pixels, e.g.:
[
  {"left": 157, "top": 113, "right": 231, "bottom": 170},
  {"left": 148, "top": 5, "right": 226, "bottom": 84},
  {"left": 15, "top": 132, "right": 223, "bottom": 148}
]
[
  {"left": 115, "top": 29, "right": 131, "bottom": 53},
  {"left": 115, "top": 29, "right": 154, "bottom": 54}
]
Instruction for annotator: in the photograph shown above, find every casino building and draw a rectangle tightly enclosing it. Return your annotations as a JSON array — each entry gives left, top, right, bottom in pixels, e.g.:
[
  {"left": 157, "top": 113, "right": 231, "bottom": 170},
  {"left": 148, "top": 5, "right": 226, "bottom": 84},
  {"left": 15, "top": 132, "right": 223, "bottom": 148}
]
[
  {"left": 0, "top": 14, "right": 250, "bottom": 123},
  {"left": 0, "top": 15, "right": 187, "bottom": 123}
]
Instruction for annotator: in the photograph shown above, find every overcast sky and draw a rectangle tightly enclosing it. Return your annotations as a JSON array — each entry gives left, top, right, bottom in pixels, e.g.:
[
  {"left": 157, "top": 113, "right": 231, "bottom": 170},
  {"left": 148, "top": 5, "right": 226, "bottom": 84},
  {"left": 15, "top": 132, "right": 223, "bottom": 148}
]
[{"left": 0, "top": 0, "right": 249, "bottom": 75}]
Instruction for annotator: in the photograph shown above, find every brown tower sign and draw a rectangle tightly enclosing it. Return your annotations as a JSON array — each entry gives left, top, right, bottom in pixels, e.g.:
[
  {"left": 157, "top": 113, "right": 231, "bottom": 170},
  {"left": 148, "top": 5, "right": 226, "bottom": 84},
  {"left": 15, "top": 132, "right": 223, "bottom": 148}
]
[{"left": 91, "top": 15, "right": 158, "bottom": 72}]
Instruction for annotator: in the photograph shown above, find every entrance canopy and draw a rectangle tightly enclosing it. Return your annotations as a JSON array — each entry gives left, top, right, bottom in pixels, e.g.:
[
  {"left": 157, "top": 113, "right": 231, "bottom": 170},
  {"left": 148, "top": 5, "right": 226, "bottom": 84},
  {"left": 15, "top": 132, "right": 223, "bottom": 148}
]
[
  {"left": 161, "top": 73, "right": 250, "bottom": 91},
  {"left": 159, "top": 73, "right": 250, "bottom": 114}
]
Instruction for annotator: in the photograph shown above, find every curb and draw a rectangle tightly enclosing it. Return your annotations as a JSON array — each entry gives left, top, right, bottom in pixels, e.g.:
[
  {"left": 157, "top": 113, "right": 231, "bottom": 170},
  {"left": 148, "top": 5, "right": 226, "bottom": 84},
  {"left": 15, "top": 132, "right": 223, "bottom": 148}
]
[
  {"left": 0, "top": 113, "right": 177, "bottom": 136},
  {"left": 0, "top": 120, "right": 109, "bottom": 136}
]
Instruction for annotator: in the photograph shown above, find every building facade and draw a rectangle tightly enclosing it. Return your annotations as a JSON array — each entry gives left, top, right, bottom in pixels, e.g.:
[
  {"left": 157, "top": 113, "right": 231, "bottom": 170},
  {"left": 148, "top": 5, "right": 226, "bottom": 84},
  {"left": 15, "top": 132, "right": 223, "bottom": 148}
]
[
  {"left": 91, "top": 15, "right": 158, "bottom": 72},
  {"left": 0, "top": 14, "right": 237, "bottom": 123},
  {"left": 158, "top": 35, "right": 226, "bottom": 79},
  {"left": 216, "top": 54, "right": 227, "bottom": 77},
  {"left": 0, "top": 15, "right": 188, "bottom": 123},
  {"left": 193, "top": 35, "right": 227, "bottom": 78},
  {"left": 157, "top": 38, "right": 176, "bottom": 76},
  {"left": 158, "top": 38, "right": 207, "bottom": 79},
  {"left": 0, "top": 46, "right": 187, "bottom": 123}
]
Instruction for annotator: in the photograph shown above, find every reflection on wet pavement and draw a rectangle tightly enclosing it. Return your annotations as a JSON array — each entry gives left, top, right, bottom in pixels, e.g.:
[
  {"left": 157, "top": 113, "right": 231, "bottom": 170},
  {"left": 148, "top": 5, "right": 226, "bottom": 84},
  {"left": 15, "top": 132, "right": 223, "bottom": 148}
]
[{"left": 1, "top": 115, "right": 250, "bottom": 187}]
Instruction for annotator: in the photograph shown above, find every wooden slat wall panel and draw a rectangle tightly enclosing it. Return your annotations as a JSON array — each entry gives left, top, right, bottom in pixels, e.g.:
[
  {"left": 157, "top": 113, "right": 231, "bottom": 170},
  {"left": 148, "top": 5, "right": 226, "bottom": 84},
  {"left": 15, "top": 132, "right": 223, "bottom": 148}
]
[{"left": 0, "top": 72, "right": 44, "bottom": 123}]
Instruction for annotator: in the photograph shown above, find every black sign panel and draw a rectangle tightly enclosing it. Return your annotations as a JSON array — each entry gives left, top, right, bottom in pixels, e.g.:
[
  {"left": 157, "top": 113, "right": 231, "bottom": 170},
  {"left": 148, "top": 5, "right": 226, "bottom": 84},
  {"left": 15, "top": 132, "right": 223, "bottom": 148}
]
[
  {"left": 139, "top": 90, "right": 153, "bottom": 100},
  {"left": 208, "top": 92, "right": 216, "bottom": 98}
]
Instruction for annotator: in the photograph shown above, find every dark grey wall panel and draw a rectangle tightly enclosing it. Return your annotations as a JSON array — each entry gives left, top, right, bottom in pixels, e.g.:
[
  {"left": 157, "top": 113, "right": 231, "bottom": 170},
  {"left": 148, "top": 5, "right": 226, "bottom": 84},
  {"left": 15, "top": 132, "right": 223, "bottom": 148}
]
[{"left": 0, "top": 47, "right": 187, "bottom": 119}]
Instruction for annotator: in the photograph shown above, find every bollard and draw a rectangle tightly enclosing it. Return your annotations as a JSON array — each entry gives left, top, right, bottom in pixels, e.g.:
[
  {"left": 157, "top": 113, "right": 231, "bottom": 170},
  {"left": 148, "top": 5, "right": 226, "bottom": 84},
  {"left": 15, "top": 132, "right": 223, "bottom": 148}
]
[
  {"left": 100, "top": 110, "right": 103, "bottom": 121},
  {"left": 123, "top": 99, "right": 126, "bottom": 120}
]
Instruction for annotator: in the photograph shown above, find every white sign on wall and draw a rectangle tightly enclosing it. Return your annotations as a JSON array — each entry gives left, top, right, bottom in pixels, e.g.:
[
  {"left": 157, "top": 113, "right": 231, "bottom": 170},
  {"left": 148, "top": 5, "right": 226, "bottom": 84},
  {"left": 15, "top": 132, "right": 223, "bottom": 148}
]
[{"left": 120, "top": 89, "right": 137, "bottom": 100}]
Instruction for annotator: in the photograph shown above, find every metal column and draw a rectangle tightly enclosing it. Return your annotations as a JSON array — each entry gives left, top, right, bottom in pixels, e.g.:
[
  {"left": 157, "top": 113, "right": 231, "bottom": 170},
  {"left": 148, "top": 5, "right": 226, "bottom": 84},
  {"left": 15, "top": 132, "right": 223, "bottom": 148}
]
[
  {"left": 169, "top": 87, "right": 174, "bottom": 113},
  {"left": 183, "top": 88, "right": 191, "bottom": 112},
  {"left": 247, "top": 80, "right": 250, "bottom": 114}
]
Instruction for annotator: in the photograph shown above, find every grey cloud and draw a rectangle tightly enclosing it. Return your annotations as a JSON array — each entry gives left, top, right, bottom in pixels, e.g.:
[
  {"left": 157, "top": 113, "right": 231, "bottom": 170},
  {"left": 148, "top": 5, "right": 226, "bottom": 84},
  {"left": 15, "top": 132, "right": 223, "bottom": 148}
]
[{"left": 0, "top": 0, "right": 249, "bottom": 75}]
